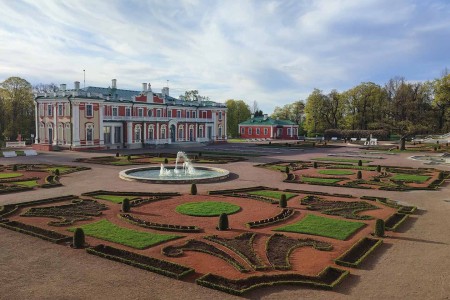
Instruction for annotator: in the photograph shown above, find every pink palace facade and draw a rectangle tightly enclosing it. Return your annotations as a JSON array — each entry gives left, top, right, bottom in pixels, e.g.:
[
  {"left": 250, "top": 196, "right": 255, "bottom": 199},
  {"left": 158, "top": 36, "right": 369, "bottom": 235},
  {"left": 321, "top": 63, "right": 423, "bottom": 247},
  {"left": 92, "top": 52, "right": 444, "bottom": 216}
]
[{"left": 33, "top": 79, "right": 227, "bottom": 150}]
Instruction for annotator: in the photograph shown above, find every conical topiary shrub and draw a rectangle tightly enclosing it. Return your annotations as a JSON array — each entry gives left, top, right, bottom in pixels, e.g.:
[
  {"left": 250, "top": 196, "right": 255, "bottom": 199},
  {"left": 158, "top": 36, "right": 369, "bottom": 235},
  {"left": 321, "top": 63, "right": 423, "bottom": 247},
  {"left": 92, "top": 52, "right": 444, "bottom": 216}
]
[
  {"left": 73, "top": 228, "right": 85, "bottom": 249},
  {"left": 377, "top": 165, "right": 381, "bottom": 172},
  {"left": 122, "top": 198, "right": 130, "bottom": 212},
  {"left": 116, "top": 152, "right": 120, "bottom": 157},
  {"left": 374, "top": 219, "right": 385, "bottom": 237},
  {"left": 164, "top": 158, "right": 169, "bottom": 164},
  {"left": 191, "top": 183, "right": 197, "bottom": 195},
  {"left": 313, "top": 162, "right": 318, "bottom": 169},
  {"left": 438, "top": 172, "right": 444, "bottom": 180},
  {"left": 127, "top": 155, "right": 131, "bottom": 161},
  {"left": 358, "top": 160, "right": 362, "bottom": 166},
  {"left": 217, "top": 213, "right": 229, "bottom": 231},
  {"left": 285, "top": 166, "right": 290, "bottom": 174},
  {"left": 279, "top": 194, "right": 287, "bottom": 208},
  {"left": 54, "top": 169, "right": 60, "bottom": 176},
  {"left": 12, "top": 164, "right": 18, "bottom": 171},
  {"left": 357, "top": 170, "right": 362, "bottom": 179}
]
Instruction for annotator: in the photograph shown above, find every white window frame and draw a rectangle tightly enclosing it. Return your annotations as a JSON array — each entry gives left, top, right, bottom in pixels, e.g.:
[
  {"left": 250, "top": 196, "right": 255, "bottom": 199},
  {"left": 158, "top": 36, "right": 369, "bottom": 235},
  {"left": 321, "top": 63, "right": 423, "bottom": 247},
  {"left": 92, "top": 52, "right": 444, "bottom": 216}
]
[
  {"left": 248, "top": 127, "right": 252, "bottom": 135},
  {"left": 177, "top": 110, "right": 181, "bottom": 118},
  {"left": 264, "top": 128, "right": 268, "bottom": 135},
  {"left": 58, "top": 104, "right": 64, "bottom": 116},
  {"left": 256, "top": 128, "right": 260, "bottom": 135},
  {"left": 125, "top": 107, "right": 131, "bottom": 117},
  {"left": 156, "top": 109, "right": 161, "bottom": 118},
  {"left": 138, "top": 108, "right": 143, "bottom": 117},
  {"left": 47, "top": 104, "right": 53, "bottom": 116},
  {"left": 112, "top": 107, "right": 118, "bottom": 117},
  {"left": 86, "top": 104, "right": 93, "bottom": 117},
  {"left": 219, "top": 111, "right": 222, "bottom": 120},
  {"left": 86, "top": 124, "right": 94, "bottom": 143}
]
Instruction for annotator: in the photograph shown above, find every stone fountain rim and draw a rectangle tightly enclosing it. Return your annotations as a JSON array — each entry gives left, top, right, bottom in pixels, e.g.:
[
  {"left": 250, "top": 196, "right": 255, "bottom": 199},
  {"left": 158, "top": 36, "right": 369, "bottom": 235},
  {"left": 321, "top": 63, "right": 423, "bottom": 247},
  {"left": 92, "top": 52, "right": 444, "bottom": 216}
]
[{"left": 119, "top": 166, "right": 230, "bottom": 184}]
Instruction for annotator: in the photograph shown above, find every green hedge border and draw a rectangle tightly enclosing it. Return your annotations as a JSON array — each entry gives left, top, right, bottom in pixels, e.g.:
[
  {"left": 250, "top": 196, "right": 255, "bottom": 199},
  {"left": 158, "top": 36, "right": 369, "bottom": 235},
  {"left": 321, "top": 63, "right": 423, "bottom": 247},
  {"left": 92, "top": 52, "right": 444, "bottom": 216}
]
[
  {"left": 335, "top": 237, "right": 383, "bottom": 268},
  {"left": 86, "top": 244, "right": 194, "bottom": 279},
  {"left": 196, "top": 266, "right": 349, "bottom": 295},
  {"left": 0, "top": 220, "right": 72, "bottom": 243},
  {"left": 385, "top": 213, "right": 409, "bottom": 231}
]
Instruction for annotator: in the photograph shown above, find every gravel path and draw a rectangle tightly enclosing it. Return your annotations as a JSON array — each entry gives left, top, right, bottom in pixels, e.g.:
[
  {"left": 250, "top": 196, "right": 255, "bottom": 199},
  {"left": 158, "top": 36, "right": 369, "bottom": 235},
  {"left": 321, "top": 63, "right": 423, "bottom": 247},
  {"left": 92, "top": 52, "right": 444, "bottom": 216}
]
[{"left": 1, "top": 144, "right": 449, "bottom": 299}]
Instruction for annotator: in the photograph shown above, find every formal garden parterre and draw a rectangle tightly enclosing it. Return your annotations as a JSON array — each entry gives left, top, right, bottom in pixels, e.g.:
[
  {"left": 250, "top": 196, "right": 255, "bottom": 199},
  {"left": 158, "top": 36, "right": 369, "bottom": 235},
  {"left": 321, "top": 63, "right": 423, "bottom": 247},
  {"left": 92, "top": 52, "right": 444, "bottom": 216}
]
[
  {"left": 0, "top": 182, "right": 422, "bottom": 295},
  {"left": 257, "top": 159, "right": 449, "bottom": 191}
]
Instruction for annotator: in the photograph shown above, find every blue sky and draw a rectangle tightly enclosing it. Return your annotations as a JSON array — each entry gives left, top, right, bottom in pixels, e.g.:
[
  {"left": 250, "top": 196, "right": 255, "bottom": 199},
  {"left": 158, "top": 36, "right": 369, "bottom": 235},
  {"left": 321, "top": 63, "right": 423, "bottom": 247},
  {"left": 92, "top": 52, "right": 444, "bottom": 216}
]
[{"left": 0, "top": 0, "right": 448, "bottom": 113}]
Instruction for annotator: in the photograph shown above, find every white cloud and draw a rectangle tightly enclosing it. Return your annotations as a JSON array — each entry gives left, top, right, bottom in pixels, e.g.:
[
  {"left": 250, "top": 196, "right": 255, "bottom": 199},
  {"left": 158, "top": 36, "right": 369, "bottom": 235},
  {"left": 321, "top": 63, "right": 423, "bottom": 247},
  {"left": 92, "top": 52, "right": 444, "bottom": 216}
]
[{"left": 0, "top": 0, "right": 448, "bottom": 113}]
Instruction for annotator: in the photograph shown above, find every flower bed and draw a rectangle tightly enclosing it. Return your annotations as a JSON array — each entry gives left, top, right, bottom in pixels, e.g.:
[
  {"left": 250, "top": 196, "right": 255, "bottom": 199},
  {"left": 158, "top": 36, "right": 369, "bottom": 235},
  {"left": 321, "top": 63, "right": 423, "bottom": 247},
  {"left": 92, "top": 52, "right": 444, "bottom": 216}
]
[
  {"left": 175, "top": 201, "right": 241, "bottom": 217},
  {"left": 162, "top": 239, "right": 249, "bottom": 272},
  {"left": 0, "top": 220, "right": 72, "bottom": 243},
  {"left": 120, "top": 213, "right": 201, "bottom": 232},
  {"left": 266, "top": 233, "right": 333, "bottom": 270},
  {"left": 21, "top": 199, "right": 108, "bottom": 226},
  {"left": 205, "top": 233, "right": 266, "bottom": 270},
  {"left": 385, "top": 213, "right": 408, "bottom": 231},
  {"left": 226, "top": 192, "right": 278, "bottom": 204},
  {"left": 246, "top": 209, "right": 295, "bottom": 228},
  {"left": 335, "top": 237, "right": 383, "bottom": 268},
  {"left": 86, "top": 244, "right": 194, "bottom": 279},
  {"left": 196, "top": 266, "right": 349, "bottom": 295},
  {"left": 301, "top": 195, "right": 379, "bottom": 220},
  {"left": 207, "top": 186, "right": 274, "bottom": 195}
]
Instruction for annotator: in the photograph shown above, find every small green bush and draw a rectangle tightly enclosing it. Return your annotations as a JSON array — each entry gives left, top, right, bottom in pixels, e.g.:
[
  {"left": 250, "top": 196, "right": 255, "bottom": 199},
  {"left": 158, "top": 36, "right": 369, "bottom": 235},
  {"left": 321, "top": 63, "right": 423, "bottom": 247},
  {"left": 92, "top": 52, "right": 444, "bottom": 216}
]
[
  {"left": 73, "top": 228, "right": 85, "bottom": 248},
  {"left": 164, "top": 158, "right": 169, "bottom": 164},
  {"left": 279, "top": 194, "right": 287, "bottom": 208},
  {"left": 122, "top": 198, "right": 130, "bottom": 212},
  {"left": 313, "top": 162, "right": 318, "bottom": 169},
  {"left": 357, "top": 171, "right": 362, "bottom": 179},
  {"left": 218, "top": 213, "right": 229, "bottom": 231},
  {"left": 127, "top": 155, "right": 131, "bottom": 161},
  {"left": 54, "top": 169, "right": 60, "bottom": 176},
  {"left": 285, "top": 166, "right": 290, "bottom": 174},
  {"left": 191, "top": 183, "right": 197, "bottom": 195},
  {"left": 358, "top": 160, "right": 362, "bottom": 166},
  {"left": 12, "top": 165, "right": 18, "bottom": 171},
  {"left": 115, "top": 152, "right": 120, "bottom": 157},
  {"left": 374, "top": 219, "right": 385, "bottom": 237},
  {"left": 198, "top": 152, "right": 202, "bottom": 157},
  {"left": 377, "top": 165, "right": 381, "bottom": 172},
  {"left": 438, "top": 172, "right": 444, "bottom": 180}
]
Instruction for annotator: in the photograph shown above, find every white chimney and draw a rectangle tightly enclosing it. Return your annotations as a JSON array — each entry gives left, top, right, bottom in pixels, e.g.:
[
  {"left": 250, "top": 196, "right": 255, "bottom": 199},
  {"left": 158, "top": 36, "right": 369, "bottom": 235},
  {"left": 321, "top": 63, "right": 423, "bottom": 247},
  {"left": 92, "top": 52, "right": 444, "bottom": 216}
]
[
  {"left": 142, "top": 83, "right": 147, "bottom": 92},
  {"left": 148, "top": 83, "right": 152, "bottom": 92},
  {"left": 263, "top": 114, "right": 268, "bottom": 120},
  {"left": 74, "top": 81, "right": 80, "bottom": 90},
  {"left": 112, "top": 79, "right": 117, "bottom": 89},
  {"left": 60, "top": 84, "right": 66, "bottom": 91}
]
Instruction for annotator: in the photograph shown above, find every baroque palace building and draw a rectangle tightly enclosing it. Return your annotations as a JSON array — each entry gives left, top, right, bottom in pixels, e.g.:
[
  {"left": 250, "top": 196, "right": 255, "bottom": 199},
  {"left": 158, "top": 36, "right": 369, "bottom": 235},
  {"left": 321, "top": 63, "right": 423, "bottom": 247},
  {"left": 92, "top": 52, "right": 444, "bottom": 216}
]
[{"left": 33, "top": 79, "right": 227, "bottom": 150}]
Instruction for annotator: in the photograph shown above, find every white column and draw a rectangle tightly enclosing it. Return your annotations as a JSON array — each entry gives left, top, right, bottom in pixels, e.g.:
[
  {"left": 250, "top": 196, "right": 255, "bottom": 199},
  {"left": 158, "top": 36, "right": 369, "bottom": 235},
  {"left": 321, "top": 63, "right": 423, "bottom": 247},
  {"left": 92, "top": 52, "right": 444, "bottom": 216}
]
[
  {"left": 53, "top": 103, "right": 57, "bottom": 145},
  {"left": 224, "top": 111, "right": 227, "bottom": 140},
  {"left": 111, "top": 125, "right": 115, "bottom": 145},
  {"left": 34, "top": 102, "right": 39, "bottom": 143},
  {"left": 291, "top": 126, "right": 293, "bottom": 137},
  {"left": 99, "top": 105, "right": 104, "bottom": 145},
  {"left": 72, "top": 104, "right": 80, "bottom": 146},
  {"left": 144, "top": 122, "right": 147, "bottom": 143},
  {"left": 212, "top": 111, "right": 216, "bottom": 140},
  {"left": 271, "top": 126, "right": 273, "bottom": 138},
  {"left": 156, "top": 123, "right": 160, "bottom": 141},
  {"left": 127, "top": 122, "right": 133, "bottom": 145},
  {"left": 195, "top": 123, "right": 198, "bottom": 142}
]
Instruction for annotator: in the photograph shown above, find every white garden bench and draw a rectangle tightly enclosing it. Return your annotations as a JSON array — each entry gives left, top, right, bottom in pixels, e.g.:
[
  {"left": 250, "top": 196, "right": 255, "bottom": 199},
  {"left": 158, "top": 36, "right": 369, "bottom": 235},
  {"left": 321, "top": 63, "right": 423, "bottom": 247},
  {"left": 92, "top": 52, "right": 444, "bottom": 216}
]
[
  {"left": 331, "top": 137, "right": 338, "bottom": 141},
  {"left": 350, "top": 138, "right": 357, "bottom": 142},
  {"left": 24, "top": 149, "right": 38, "bottom": 156},
  {"left": 3, "top": 151, "right": 17, "bottom": 157}
]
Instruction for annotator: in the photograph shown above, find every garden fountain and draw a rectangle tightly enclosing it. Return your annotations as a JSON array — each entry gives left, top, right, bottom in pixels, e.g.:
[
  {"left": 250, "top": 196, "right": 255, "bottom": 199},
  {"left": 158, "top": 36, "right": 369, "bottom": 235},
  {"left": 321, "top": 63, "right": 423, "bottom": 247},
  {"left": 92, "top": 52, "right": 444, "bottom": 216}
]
[
  {"left": 119, "top": 151, "right": 230, "bottom": 184},
  {"left": 409, "top": 153, "right": 450, "bottom": 165}
]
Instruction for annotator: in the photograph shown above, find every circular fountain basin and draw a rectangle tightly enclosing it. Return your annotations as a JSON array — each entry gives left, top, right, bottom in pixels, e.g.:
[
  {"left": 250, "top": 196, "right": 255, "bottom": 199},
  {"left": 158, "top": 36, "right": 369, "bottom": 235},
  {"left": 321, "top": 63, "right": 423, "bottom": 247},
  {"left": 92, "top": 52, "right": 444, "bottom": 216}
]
[
  {"left": 410, "top": 154, "right": 450, "bottom": 165},
  {"left": 119, "top": 166, "right": 230, "bottom": 184}
]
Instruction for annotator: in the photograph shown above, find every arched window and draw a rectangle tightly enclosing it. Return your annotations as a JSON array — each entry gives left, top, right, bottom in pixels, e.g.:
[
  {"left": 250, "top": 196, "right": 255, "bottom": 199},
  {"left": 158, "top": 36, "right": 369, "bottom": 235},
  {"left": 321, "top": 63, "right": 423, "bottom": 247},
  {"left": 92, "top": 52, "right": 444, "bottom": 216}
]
[
  {"left": 134, "top": 125, "right": 142, "bottom": 143},
  {"left": 148, "top": 125, "right": 154, "bottom": 140},
  {"left": 161, "top": 126, "right": 166, "bottom": 139},
  {"left": 218, "top": 125, "right": 223, "bottom": 138},
  {"left": 86, "top": 123, "right": 94, "bottom": 143},
  {"left": 178, "top": 126, "right": 184, "bottom": 140},
  {"left": 199, "top": 126, "right": 203, "bottom": 138}
]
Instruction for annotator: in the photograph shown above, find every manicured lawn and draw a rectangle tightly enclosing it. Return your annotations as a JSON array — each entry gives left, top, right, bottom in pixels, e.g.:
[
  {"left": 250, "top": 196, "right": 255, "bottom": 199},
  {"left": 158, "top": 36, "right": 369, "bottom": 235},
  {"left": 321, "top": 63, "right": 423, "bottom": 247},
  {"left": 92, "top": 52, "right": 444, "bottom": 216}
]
[
  {"left": 110, "top": 160, "right": 134, "bottom": 165},
  {"left": 391, "top": 174, "right": 430, "bottom": 183},
  {"left": 301, "top": 177, "right": 343, "bottom": 184},
  {"left": 11, "top": 180, "right": 39, "bottom": 187},
  {"left": 267, "top": 165, "right": 287, "bottom": 172},
  {"left": 329, "top": 165, "right": 377, "bottom": 171},
  {"left": 69, "top": 219, "right": 181, "bottom": 249},
  {"left": 93, "top": 195, "right": 138, "bottom": 203},
  {"left": 0, "top": 173, "right": 23, "bottom": 179},
  {"left": 312, "top": 157, "right": 372, "bottom": 163},
  {"left": 247, "top": 190, "right": 297, "bottom": 200},
  {"left": 274, "top": 214, "right": 365, "bottom": 240},
  {"left": 176, "top": 201, "right": 241, "bottom": 216},
  {"left": 318, "top": 170, "right": 355, "bottom": 175}
]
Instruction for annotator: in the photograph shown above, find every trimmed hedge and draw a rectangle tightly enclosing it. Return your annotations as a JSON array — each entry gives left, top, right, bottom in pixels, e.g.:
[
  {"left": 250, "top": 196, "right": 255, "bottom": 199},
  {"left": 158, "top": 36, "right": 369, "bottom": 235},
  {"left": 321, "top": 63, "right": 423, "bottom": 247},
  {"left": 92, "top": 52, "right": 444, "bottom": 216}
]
[
  {"left": 246, "top": 209, "right": 295, "bottom": 228},
  {"left": 120, "top": 213, "right": 201, "bottom": 232},
  {"left": 196, "top": 266, "right": 349, "bottom": 296},
  {"left": 324, "top": 129, "right": 388, "bottom": 140},
  {"left": 335, "top": 237, "right": 383, "bottom": 268},
  {"left": 385, "top": 213, "right": 408, "bottom": 231},
  {"left": 86, "top": 244, "right": 194, "bottom": 279},
  {"left": 208, "top": 186, "right": 274, "bottom": 195},
  {"left": 0, "top": 220, "right": 72, "bottom": 243}
]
